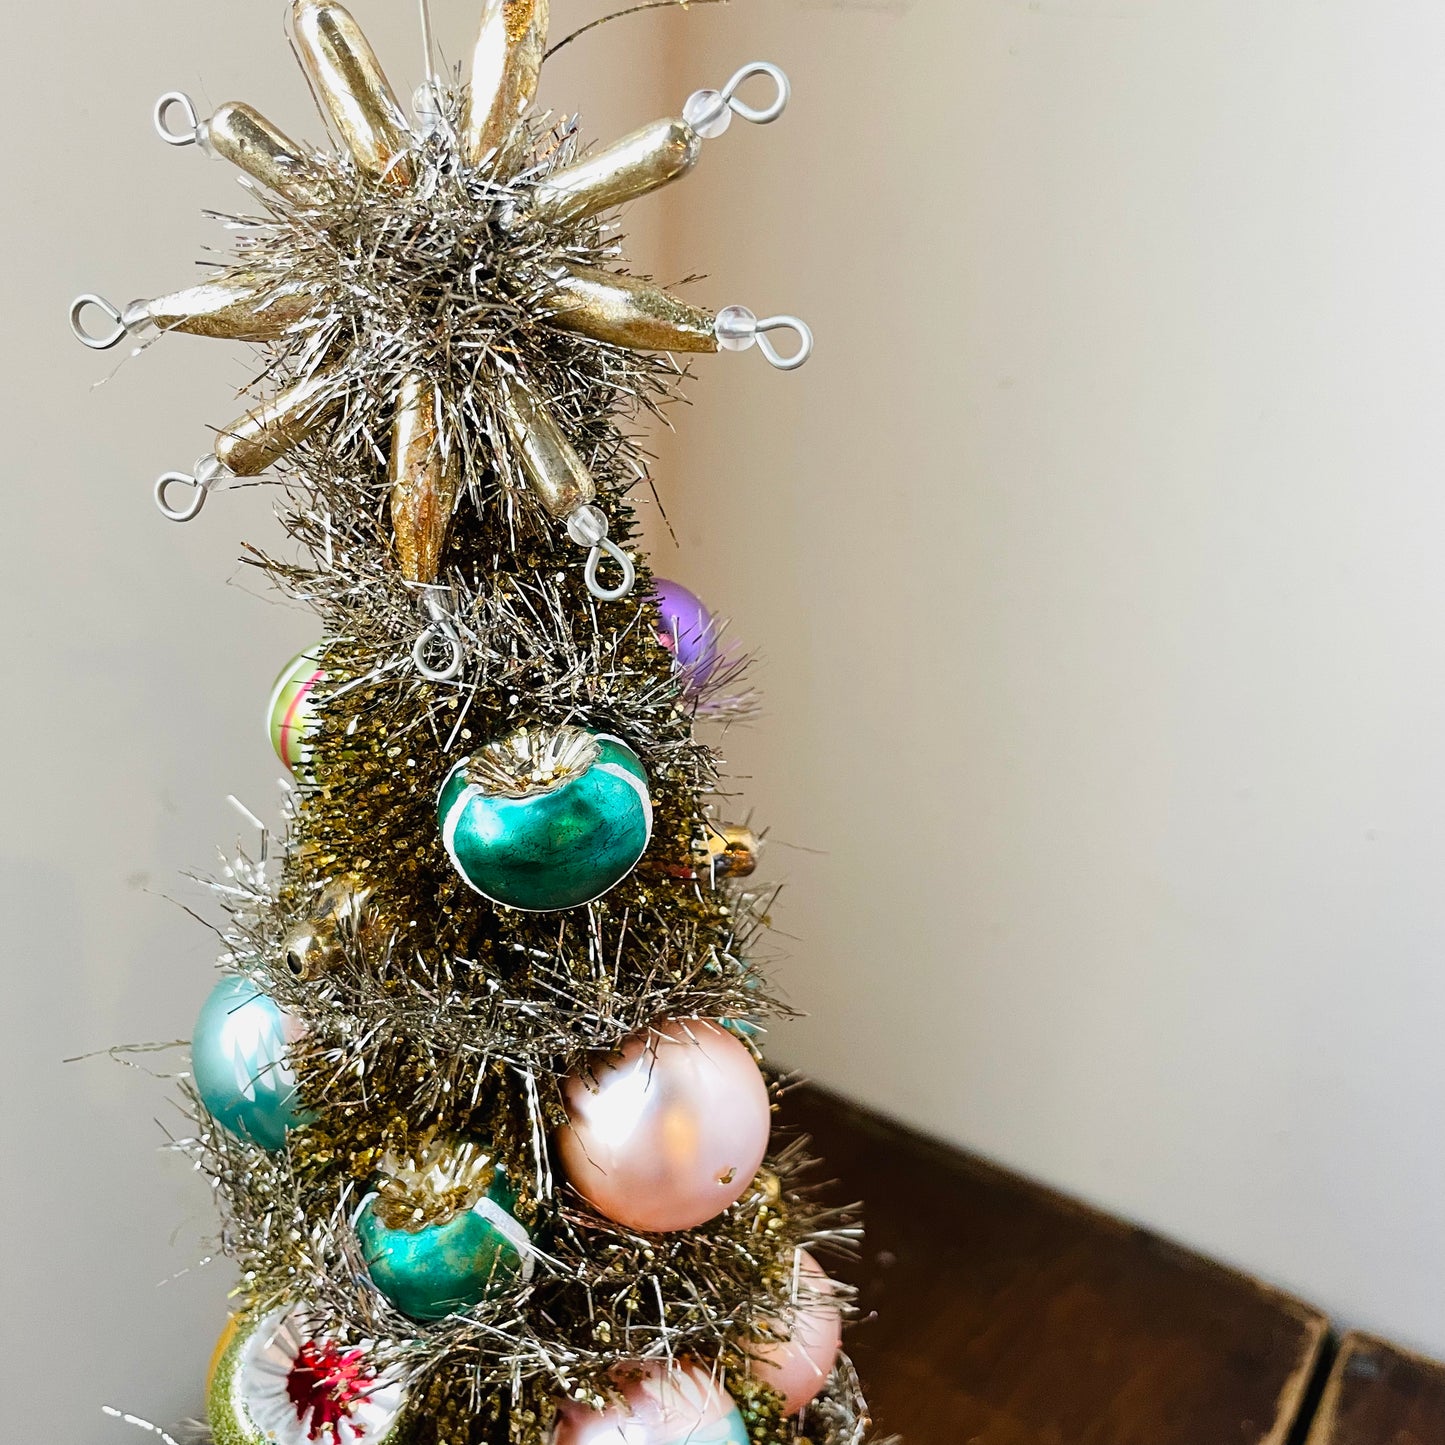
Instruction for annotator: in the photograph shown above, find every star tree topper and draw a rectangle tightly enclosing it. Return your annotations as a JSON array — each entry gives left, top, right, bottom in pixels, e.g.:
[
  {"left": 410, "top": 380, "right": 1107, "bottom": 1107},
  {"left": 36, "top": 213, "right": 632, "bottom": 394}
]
[{"left": 72, "top": 0, "right": 810, "bottom": 668}]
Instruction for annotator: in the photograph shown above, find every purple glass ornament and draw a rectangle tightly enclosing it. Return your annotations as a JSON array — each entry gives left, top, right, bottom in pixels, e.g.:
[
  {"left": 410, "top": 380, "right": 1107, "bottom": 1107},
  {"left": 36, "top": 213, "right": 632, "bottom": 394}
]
[{"left": 651, "top": 579, "right": 719, "bottom": 690}]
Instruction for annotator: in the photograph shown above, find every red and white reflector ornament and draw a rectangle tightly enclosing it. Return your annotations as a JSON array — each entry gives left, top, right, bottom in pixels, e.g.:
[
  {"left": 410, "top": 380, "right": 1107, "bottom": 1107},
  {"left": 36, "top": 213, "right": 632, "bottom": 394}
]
[{"left": 207, "top": 1306, "right": 413, "bottom": 1445}]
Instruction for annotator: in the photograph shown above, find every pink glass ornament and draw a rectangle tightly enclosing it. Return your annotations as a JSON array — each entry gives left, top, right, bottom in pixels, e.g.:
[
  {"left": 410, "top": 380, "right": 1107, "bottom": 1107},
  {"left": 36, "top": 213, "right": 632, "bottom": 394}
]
[
  {"left": 552, "top": 1362, "right": 748, "bottom": 1445},
  {"left": 748, "top": 1251, "right": 844, "bottom": 1414},
  {"left": 557, "top": 1018, "right": 771, "bottom": 1233}
]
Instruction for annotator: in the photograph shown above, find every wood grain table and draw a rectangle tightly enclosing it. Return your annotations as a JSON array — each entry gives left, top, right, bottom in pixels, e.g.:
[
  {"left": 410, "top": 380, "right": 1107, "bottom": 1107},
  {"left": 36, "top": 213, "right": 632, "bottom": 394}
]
[
  {"left": 782, "top": 1085, "right": 1329, "bottom": 1445},
  {"left": 1304, "top": 1333, "right": 1445, "bottom": 1445}
]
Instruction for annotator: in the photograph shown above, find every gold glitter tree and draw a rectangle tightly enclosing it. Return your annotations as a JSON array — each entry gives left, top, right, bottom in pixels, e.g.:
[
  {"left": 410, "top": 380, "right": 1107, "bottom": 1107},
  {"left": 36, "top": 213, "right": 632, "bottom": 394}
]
[{"left": 71, "top": 5, "right": 874, "bottom": 1444}]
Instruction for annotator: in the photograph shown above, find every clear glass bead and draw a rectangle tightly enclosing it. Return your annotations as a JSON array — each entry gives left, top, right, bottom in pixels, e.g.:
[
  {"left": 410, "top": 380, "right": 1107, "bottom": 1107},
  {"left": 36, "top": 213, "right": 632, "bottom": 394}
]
[
  {"left": 714, "top": 305, "right": 758, "bottom": 352},
  {"left": 567, "top": 504, "right": 608, "bottom": 548},
  {"left": 682, "top": 89, "right": 732, "bottom": 140},
  {"left": 195, "top": 452, "right": 229, "bottom": 486},
  {"left": 412, "top": 83, "right": 444, "bottom": 137}
]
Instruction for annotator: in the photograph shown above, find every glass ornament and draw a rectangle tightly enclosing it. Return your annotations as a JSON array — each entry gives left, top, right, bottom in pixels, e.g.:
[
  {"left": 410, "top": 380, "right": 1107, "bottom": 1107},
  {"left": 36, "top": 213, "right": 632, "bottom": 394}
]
[
  {"left": 192, "top": 976, "right": 307, "bottom": 1151},
  {"left": 207, "top": 1306, "right": 413, "bottom": 1445},
  {"left": 356, "top": 1141, "right": 536, "bottom": 1321},
  {"left": 553, "top": 1362, "right": 748, "bottom": 1445},
  {"left": 438, "top": 726, "right": 652, "bottom": 911},
  {"left": 557, "top": 1019, "right": 771, "bottom": 1233}
]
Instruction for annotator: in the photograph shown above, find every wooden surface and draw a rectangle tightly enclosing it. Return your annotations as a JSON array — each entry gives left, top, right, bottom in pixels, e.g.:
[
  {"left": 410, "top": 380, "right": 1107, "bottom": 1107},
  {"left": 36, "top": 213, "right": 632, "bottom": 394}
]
[
  {"left": 782, "top": 1085, "right": 1329, "bottom": 1445},
  {"left": 1305, "top": 1333, "right": 1445, "bottom": 1445}
]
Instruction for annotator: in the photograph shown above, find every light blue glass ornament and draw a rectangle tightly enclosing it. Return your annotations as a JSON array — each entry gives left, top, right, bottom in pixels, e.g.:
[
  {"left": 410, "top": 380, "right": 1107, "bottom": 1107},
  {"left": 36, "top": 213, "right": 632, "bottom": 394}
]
[
  {"left": 438, "top": 726, "right": 652, "bottom": 912},
  {"left": 192, "top": 976, "right": 307, "bottom": 1151}
]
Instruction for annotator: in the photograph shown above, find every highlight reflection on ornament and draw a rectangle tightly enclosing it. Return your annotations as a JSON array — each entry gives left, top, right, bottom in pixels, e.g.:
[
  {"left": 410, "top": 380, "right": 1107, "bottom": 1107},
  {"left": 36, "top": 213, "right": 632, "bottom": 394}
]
[
  {"left": 192, "top": 976, "right": 308, "bottom": 1151},
  {"left": 552, "top": 1362, "right": 747, "bottom": 1445},
  {"left": 207, "top": 1306, "right": 412, "bottom": 1445},
  {"left": 557, "top": 1018, "right": 772, "bottom": 1233},
  {"left": 748, "top": 1250, "right": 844, "bottom": 1414}
]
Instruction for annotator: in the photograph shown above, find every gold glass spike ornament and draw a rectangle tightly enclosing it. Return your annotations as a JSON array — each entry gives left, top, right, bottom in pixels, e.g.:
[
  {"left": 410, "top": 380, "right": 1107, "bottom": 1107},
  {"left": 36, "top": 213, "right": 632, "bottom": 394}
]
[
  {"left": 461, "top": 0, "right": 549, "bottom": 164},
  {"left": 292, "top": 0, "right": 416, "bottom": 186},
  {"left": 390, "top": 373, "right": 459, "bottom": 586},
  {"left": 281, "top": 872, "right": 378, "bottom": 982},
  {"left": 71, "top": 2, "right": 813, "bottom": 636}
]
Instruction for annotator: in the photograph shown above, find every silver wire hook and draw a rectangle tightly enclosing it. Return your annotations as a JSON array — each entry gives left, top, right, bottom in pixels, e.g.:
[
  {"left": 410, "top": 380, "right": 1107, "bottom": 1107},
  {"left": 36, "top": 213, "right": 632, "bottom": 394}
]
[
  {"left": 154, "top": 91, "right": 203, "bottom": 147},
  {"left": 69, "top": 293, "right": 127, "bottom": 350},
  {"left": 413, "top": 597, "right": 464, "bottom": 682},
  {"left": 754, "top": 315, "right": 815, "bottom": 372},
  {"left": 155, "top": 454, "right": 228, "bottom": 523},
  {"left": 714, "top": 306, "right": 814, "bottom": 371},
  {"left": 585, "top": 536, "right": 637, "bottom": 602},
  {"left": 683, "top": 61, "right": 790, "bottom": 139},
  {"left": 155, "top": 471, "right": 209, "bottom": 523},
  {"left": 567, "top": 504, "right": 637, "bottom": 602},
  {"left": 720, "top": 62, "right": 791, "bottom": 125}
]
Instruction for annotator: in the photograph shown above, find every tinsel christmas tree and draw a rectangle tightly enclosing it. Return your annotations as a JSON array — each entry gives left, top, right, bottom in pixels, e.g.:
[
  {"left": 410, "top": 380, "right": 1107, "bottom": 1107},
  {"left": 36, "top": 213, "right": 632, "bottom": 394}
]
[{"left": 71, "top": 4, "right": 875, "bottom": 1443}]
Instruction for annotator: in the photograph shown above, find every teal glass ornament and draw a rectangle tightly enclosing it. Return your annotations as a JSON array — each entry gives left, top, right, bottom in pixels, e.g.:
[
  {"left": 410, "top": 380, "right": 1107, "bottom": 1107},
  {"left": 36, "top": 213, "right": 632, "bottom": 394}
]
[
  {"left": 192, "top": 976, "right": 307, "bottom": 1152},
  {"left": 356, "top": 1147, "right": 536, "bottom": 1321},
  {"left": 438, "top": 725, "right": 652, "bottom": 912}
]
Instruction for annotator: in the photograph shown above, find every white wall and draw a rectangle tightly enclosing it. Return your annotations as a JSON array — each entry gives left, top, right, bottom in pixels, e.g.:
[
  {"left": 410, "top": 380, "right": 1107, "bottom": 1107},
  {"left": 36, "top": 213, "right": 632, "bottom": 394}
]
[
  {"left": 1, "top": 4, "right": 668, "bottom": 1439},
  {"left": 652, "top": 0, "right": 1445, "bottom": 1359},
  {"left": 12, "top": 4, "right": 1445, "bottom": 1439}
]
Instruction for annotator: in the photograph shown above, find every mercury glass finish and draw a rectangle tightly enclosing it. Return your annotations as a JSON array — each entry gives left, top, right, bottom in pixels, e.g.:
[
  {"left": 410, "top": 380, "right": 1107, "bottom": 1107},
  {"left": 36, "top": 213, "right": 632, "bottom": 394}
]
[
  {"left": 495, "top": 370, "right": 597, "bottom": 518},
  {"left": 537, "top": 264, "right": 718, "bottom": 353},
  {"left": 526, "top": 118, "right": 701, "bottom": 226},
  {"left": 438, "top": 729, "right": 652, "bottom": 911},
  {"left": 552, "top": 1362, "right": 748, "bottom": 1445},
  {"left": 389, "top": 373, "right": 457, "bottom": 584},
  {"left": 557, "top": 1019, "right": 772, "bottom": 1233},
  {"left": 144, "top": 272, "right": 312, "bottom": 342},
  {"left": 281, "top": 872, "right": 375, "bottom": 982},
  {"left": 697, "top": 825, "right": 759, "bottom": 881},
  {"left": 460, "top": 0, "right": 549, "bottom": 164},
  {"left": 747, "top": 1251, "right": 844, "bottom": 1414},
  {"left": 356, "top": 1169, "right": 532, "bottom": 1321},
  {"left": 205, "top": 102, "right": 326, "bottom": 205},
  {"left": 214, "top": 369, "right": 341, "bottom": 476},
  {"left": 291, "top": 0, "right": 413, "bottom": 185}
]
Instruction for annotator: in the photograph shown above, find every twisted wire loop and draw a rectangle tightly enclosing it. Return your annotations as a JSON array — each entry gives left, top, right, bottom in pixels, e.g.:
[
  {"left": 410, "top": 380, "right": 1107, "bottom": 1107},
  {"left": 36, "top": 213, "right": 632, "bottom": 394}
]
[
  {"left": 154, "top": 91, "right": 203, "bottom": 146},
  {"left": 70, "top": 293, "right": 128, "bottom": 350},
  {"left": 155, "top": 456, "right": 228, "bottom": 524},
  {"left": 720, "top": 62, "right": 791, "bottom": 125},
  {"left": 413, "top": 594, "right": 466, "bottom": 682},
  {"left": 585, "top": 534, "right": 637, "bottom": 602},
  {"left": 154, "top": 471, "right": 209, "bottom": 523},
  {"left": 754, "top": 316, "right": 814, "bottom": 371}
]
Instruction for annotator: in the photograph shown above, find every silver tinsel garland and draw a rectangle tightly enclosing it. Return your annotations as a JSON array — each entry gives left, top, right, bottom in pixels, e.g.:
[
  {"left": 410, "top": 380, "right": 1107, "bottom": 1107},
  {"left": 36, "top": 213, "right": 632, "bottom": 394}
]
[{"left": 74, "top": 3, "right": 879, "bottom": 1442}]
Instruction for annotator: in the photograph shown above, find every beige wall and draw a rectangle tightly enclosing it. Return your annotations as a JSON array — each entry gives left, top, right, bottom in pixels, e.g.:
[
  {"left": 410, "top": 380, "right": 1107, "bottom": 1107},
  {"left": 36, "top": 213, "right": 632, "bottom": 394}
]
[
  {"left": 653, "top": 0, "right": 1445, "bottom": 1360},
  {"left": 3, "top": 3, "right": 666, "bottom": 1437},
  {"left": 11, "top": 3, "right": 1445, "bottom": 1439}
]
